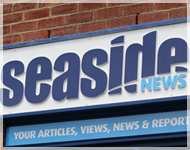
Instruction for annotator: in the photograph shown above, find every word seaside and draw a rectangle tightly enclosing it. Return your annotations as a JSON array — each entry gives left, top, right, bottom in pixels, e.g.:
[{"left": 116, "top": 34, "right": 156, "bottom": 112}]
[{"left": 1, "top": 31, "right": 187, "bottom": 106}]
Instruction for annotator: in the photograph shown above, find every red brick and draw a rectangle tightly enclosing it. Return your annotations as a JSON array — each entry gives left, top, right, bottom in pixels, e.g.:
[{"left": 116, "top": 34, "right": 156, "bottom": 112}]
[
  {"left": 24, "top": 8, "right": 49, "bottom": 20},
  {"left": 169, "top": 7, "right": 187, "bottom": 19},
  {"left": 124, "top": 3, "right": 153, "bottom": 15},
  {"left": 78, "top": 3, "right": 106, "bottom": 11},
  {"left": 51, "top": 4, "right": 77, "bottom": 16},
  {"left": 3, "top": 4, "right": 12, "bottom": 14},
  {"left": 39, "top": 3, "right": 58, "bottom": 7},
  {"left": 66, "top": 12, "right": 92, "bottom": 25},
  {"left": 94, "top": 6, "right": 122, "bottom": 20},
  {"left": 3, "top": 34, "right": 21, "bottom": 45},
  {"left": 13, "top": 3, "right": 37, "bottom": 12},
  {"left": 138, "top": 11, "right": 168, "bottom": 24},
  {"left": 107, "top": 15, "right": 136, "bottom": 29},
  {"left": 50, "top": 25, "right": 76, "bottom": 37},
  {"left": 78, "top": 21, "right": 105, "bottom": 33},
  {"left": 38, "top": 16, "right": 64, "bottom": 29},
  {"left": 3, "top": 13, "right": 22, "bottom": 24},
  {"left": 3, "top": 26, "right": 10, "bottom": 35},
  {"left": 12, "top": 21, "right": 36, "bottom": 33},
  {"left": 155, "top": 3, "right": 186, "bottom": 10},
  {"left": 22, "top": 30, "right": 49, "bottom": 42}
]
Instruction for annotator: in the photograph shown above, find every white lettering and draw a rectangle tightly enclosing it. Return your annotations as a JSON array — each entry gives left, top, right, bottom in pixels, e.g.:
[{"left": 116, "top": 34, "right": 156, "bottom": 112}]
[
  {"left": 58, "top": 128, "right": 62, "bottom": 136},
  {"left": 44, "top": 129, "right": 50, "bottom": 137},
  {"left": 25, "top": 131, "right": 30, "bottom": 139},
  {"left": 152, "top": 119, "right": 158, "bottom": 128},
  {"left": 14, "top": 132, "right": 19, "bottom": 140},
  {"left": 164, "top": 118, "right": 170, "bottom": 126},
  {"left": 81, "top": 126, "right": 87, "bottom": 134},
  {"left": 113, "top": 123, "right": 120, "bottom": 131},
  {"left": 134, "top": 121, "right": 139, "bottom": 129},
  {"left": 171, "top": 118, "right": 177, "bottom": 126},
  {"left": 178, "top": 117, "right": 185, "bottom": 125},
  {"left": 159, "top": 119, "right": 164, "bottom": 127},
  {"left": 71, "top": 127, "right": 75, "bottom": 135},
  {"left": 125, "top": 122, "right": 135, "bottom": 130},
  {"left": 19, "top": 132, "right": 24, "bottom": 139},
  {"left": 30, "top": 131, "right": 36, "bottom": 138},
  {"left": 38, "top": 130, "right": 44, "bottom": 138}
]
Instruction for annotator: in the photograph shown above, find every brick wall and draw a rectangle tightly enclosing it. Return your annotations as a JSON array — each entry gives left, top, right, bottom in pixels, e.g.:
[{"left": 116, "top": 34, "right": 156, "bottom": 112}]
[{"left": 3, "top": 2, "right": 187, "bottom": 45}]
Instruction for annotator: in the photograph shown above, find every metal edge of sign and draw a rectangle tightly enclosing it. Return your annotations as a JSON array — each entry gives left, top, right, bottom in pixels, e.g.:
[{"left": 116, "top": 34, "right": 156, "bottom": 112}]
[
  {"left": 3, "top": 95, "right": 187, "bottom": 118},
  {"left": 3, "top": 17, "right": 189, "bottom": 50}
]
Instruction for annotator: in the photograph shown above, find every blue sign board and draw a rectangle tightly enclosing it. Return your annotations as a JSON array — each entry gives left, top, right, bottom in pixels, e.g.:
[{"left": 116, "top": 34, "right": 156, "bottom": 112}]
[
  {"left": 1, "top": 31, "right": 187, "bottom": 107},
  {"left": 6, "top": 110, "right": 189, "bottom": 146}
]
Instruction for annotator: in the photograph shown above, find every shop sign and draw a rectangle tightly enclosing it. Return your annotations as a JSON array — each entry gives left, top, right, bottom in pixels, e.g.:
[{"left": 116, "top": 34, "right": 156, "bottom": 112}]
[
  {"left": 1, "top": 22, "right": 188, "bottom": 115},
  {"left": 6, "top": 110, "right": 189, "bottom": 146}
]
